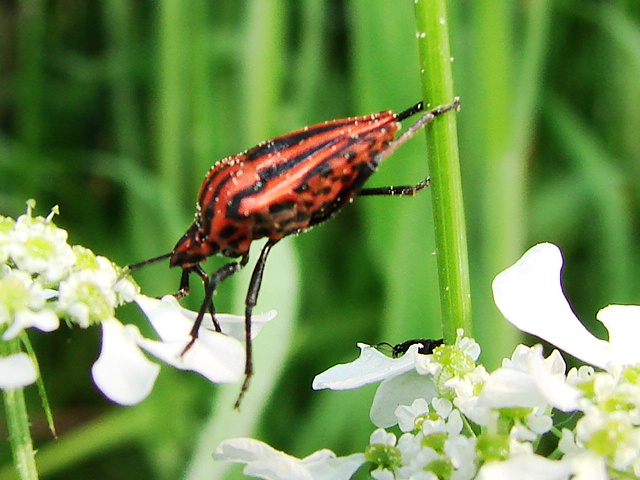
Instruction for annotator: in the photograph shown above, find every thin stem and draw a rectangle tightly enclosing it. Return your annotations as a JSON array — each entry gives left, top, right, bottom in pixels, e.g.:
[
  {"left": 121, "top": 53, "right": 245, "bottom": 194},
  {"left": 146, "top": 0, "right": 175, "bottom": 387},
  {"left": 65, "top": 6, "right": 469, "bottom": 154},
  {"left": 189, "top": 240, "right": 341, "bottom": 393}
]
[
  {"left": 1, "top": 338, "right": 39, "bottom": 480},
  {"left": 413, "top": 0, "right": 472, "bottom": 341}
]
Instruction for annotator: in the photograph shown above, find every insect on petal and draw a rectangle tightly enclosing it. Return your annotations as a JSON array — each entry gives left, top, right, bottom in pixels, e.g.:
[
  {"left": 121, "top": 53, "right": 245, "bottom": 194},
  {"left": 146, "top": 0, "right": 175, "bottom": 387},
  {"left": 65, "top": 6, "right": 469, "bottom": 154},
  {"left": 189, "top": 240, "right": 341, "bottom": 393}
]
[{"left": 312, "top": 343, "right": 420, "bottom": 390}]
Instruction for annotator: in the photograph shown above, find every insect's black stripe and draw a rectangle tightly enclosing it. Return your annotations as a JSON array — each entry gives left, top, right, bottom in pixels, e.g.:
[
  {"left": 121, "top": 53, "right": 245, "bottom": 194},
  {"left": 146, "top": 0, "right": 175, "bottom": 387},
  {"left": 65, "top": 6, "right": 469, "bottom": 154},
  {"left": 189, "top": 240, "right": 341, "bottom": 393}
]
[
  {"left": 225, "top": 138, "right": 343, "bottom": 218},
  {"left": 298, "top": 134, "right": 378, "bottom": 187},
  {"left": 199, "top": 166, "right": 235, "bottom": 230},
  {"left": 243, "top": 120, "right": 358, "bottom": 163},
  {"left": 306, "top": 162, "right": 376, "bottom": 228}
]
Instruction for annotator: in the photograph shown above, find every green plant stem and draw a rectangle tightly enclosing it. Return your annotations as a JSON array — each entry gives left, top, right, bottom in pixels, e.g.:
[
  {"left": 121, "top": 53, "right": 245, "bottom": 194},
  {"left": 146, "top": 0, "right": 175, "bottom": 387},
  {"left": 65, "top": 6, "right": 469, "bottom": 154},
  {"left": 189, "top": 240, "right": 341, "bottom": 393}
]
[
  {"left": 1, "top": 338, "right": 39, "bottom": 480},
  {"left": 413, "top": 0, "right": 472, "bottom": 342}
]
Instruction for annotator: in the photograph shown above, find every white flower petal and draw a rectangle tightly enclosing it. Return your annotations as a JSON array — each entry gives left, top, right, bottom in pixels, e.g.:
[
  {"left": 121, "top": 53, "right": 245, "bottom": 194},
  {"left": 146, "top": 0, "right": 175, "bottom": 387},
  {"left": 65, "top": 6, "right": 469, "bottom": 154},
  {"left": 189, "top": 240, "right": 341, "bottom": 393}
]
[
  {"left": 477, "top": 455, "right": 572, "bottom": 480},
  {"left": 480, "top": 368, "right": 572, "bottom": 411},
  {"left": 136, "top": 329, "right": 245, "bottom": 384},
  {"left": 134, "top": 294, "right": 275, "bottom": 342},
  {"left": 214, "top": 437, "right": 365, "bottom": 480},
  {"left": 565, "top": 451, "right": 608, "bottom": 480},
  {"left": 91, "top": 318, "right": 160, "bottom": 406},
  {"left": 133, "top": 294, "right": 245, "bottom": 383},
  {"left": 596, "top": 305, "right": 640, "bottom": 365},
  {"left": 479, "top": 346, "right": 581, "bottom": 412},
  {"left": 312, "top": 343, "right": 420, "bottom": 390},
  {"left": 0, "top": 353, "right": 38, "bottom": 388},
  {"left": 370, "top": 370, "right": 438, "bottom": 428},
  {"left": 2, "top": 308, "right": 59, "bottom": 340},
  {"left": 492, "top": 243, "right": 610, "bottom": 368}
]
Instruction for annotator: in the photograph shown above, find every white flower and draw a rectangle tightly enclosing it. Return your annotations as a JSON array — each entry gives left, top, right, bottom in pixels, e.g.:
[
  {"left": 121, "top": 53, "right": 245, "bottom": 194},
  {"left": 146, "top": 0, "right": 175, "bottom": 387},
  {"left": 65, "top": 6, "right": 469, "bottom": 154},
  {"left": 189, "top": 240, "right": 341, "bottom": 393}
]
[
  {"left": 492, "top": 242, "right": 640, "bottom": 369},
  {"left": 57, "top": 250, "right": 138, "bottom": 328},
  {"left": 0, "top": 353, "right": 38, "bottom": 389},
  {"left": 0, "top": 267, "right": 59, "bottom": 340},
  {"left": 7, "top": 204, "right": 76, "bottom": 284},
  {"left": 477, "top": 344, "right": 581, "bottom": 413},
  {"left": 214, "top": 437, "right": 365, "bottom": 480},
  {"left": 493, "top": 242, "right": 640, "bottom": 478},
  {"left": 0, "top": 215, "right": 15, "bottom": 264},
  {"left": 91, "top": 295, "right": 276, "bottom": 406},
  {"left": 395, "top": 397, "right": 430, "bottom": 432}
]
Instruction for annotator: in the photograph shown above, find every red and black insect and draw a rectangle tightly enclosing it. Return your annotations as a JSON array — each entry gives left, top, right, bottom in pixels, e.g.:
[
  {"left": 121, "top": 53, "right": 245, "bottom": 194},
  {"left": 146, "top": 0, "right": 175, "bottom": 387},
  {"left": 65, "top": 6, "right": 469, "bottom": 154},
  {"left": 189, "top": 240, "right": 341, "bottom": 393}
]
[{"left": 130, "top": 97, "right": 459, "bottom": 407}]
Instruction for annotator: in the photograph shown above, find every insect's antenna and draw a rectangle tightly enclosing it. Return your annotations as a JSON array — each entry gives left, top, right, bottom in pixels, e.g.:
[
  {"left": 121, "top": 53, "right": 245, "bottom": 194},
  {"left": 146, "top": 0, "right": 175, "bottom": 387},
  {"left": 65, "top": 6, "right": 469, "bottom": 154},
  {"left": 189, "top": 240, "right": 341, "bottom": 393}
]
[
  {"left": 374, "top": 342, "right": 394, "bottom": 352},
  {"left": 127, "top": 252, "right": 173, "bottom": 271}
]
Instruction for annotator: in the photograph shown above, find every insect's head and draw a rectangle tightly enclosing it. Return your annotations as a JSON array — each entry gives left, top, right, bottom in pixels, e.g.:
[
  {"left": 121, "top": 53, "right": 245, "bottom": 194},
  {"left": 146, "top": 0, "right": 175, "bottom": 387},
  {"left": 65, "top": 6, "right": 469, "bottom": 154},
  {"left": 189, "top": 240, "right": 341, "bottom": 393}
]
[
  {"left": 169, "top": 221, "right": 220, "bottom": 268},
  {"left": 127, "top": 222, "right": 221, "bottom": 274}
]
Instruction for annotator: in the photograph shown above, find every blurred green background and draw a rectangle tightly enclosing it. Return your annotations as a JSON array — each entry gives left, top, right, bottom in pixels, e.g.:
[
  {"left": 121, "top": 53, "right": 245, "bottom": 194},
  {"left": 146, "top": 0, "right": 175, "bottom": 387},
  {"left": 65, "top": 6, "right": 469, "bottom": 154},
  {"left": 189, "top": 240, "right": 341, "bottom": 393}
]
[{"left": 1, "top": 0, "right": 639, "bottom": 478}]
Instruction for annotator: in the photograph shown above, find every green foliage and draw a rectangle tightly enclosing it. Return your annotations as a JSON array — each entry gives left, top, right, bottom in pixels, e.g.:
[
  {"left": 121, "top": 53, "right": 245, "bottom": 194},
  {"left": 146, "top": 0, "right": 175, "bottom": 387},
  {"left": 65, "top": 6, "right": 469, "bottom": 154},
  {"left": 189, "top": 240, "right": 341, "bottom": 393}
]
[{"left": 1, "top": 0, "right": 639, "bottom": 478}]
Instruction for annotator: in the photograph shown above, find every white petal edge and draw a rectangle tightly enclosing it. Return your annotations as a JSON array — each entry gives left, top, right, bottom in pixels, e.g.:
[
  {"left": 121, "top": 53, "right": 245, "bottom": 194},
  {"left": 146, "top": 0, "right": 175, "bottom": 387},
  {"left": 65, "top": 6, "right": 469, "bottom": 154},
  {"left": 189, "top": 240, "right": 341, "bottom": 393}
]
[
  {"left": 91, "top": 318, "right": 160, "bottom": 406},
  {"left": 370, "top": 370, "right": 438, "bottom": 428},
  {"left": 214, "top": 437, "right": 365, "bottom": 480},
  {"left": 492, "top": 243, "right": 610, "bottom": 368},
  {"left": 0, "top": 353, "right": 38, "bottom": 389},
  {"left": 476, "top": 455, "right": 572, "bottom": 480},
  {"left": 312, "top": 343, "right": 420, "bottom": 390},
  {"left": 596, "top": 305, "right": 640, "bottom": 365}
]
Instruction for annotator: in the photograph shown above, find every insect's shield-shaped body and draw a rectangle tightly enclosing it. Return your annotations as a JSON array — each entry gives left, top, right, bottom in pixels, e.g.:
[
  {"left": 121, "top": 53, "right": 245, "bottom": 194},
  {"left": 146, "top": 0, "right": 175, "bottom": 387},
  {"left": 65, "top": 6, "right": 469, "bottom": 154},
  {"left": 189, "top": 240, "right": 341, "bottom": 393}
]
[{"left": 170, "top": 110, "right": 400, "bottom": 270}]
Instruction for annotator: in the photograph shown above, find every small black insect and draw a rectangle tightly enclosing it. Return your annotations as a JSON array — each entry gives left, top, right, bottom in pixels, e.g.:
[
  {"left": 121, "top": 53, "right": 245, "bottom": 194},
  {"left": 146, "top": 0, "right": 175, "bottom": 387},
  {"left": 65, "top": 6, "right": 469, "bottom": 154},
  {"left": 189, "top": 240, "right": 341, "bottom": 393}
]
[{"left": 377, "top": 338, "right": 444, "bottom": 358}]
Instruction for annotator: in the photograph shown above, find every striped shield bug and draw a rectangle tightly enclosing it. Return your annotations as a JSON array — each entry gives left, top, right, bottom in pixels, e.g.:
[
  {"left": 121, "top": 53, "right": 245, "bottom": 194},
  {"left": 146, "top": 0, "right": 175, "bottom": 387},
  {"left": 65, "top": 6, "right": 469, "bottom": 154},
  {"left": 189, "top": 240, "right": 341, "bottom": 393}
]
[{"left": 129, "top": 97, "right": 460, "bottom": 407}]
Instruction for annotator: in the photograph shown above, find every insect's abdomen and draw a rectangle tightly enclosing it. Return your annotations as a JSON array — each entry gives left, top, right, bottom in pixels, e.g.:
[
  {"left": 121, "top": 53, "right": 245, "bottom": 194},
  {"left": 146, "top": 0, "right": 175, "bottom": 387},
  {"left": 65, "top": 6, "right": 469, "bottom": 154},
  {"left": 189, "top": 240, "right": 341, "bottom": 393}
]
[{"left": 192, "top": 110, "right": 399, "bottom": 258}]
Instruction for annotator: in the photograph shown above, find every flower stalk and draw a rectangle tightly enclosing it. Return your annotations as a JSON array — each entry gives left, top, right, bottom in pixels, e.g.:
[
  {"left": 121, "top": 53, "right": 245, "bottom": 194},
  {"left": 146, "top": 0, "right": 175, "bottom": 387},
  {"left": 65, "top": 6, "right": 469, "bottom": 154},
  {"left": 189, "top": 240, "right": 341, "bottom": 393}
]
[
  {"left": 413, "top": 0, "right": 472, "bottom": 341},
  {"left": 1, "top": 337, "right": 39, "bottom": 480}
]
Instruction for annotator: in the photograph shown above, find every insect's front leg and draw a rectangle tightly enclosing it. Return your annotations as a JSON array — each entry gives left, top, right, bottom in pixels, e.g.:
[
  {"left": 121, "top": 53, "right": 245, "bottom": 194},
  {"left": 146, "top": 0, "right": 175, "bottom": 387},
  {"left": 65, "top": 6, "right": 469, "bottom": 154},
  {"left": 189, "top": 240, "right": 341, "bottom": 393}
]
[
  {"left": 176, "top": 265, "right": 209, "bottom": 299},
  {"left": 182, "top": 254, "right": 249, "bottom": 354}
]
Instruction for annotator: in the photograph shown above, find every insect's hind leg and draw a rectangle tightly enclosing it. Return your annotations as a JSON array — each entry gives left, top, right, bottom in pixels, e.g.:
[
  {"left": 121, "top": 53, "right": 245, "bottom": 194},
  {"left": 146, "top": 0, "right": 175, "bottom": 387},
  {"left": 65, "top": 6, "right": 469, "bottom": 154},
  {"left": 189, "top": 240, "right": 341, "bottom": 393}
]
[
  {"left": 234, "top": 238, "right": 280, "bottom": 409},
  {"left": 182, "top": 254, "right": 249, "bottom": 353},
  {"left": 358, "top": 176, "right": 430, "bottom": 197}
]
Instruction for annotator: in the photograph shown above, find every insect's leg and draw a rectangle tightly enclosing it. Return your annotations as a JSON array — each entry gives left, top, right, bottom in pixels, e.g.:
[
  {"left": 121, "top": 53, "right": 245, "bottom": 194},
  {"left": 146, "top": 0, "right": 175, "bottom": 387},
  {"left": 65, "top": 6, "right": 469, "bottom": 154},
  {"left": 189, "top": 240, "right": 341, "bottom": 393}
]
[
  {"left": 359, "top": 99, "right": 459, "bottom": 198},
  {"left": 372, "top": 98, "right": 460, "bottom": 167},
  {"left": 234, "top": 238, "right": 279, "bottom": 409},
  {"left": 358, "top": 177, "right": 430, "bottom": 197},
  {"left": 182, "top": 254, "right": 250, "bottom": 353},
  {"left": 182, "top": 265, "right": 221, "bottom": 330}
]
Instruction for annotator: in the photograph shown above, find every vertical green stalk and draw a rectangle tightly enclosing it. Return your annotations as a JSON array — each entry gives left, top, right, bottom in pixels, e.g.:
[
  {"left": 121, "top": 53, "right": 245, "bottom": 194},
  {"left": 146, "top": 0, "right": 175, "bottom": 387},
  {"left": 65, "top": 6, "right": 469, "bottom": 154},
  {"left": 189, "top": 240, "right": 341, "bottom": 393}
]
[
  {"left": 16, "top": 0, "right": 45, "bottom": 148},
  {"left": 1, "top": 339, "right": 39, "bottom": 480},
  {"left": 413, "top": 0, "right": 472, "bottom": 341},
  {"left": 157, "top": 0, "right": 189, "bottom": 205}
]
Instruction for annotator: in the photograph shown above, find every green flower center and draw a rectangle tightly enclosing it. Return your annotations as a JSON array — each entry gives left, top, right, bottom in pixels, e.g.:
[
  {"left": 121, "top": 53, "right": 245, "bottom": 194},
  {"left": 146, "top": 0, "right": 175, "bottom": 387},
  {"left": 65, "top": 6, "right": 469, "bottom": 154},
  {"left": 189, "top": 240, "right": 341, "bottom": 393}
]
[
  {"left": 365, "top": 444, "right": 402, "bottom": 471},
  {"left": 477, "top": 432, "right": 510, "bottom": 462},
  {"left": 587, "top": 420, "right": 631, "bottom": 457},
  {"left": 0, "top": 276, "right": 30, "bottom": 311},
  {"left": 25, "top": 236, "right": 55, "bottom": 259}
]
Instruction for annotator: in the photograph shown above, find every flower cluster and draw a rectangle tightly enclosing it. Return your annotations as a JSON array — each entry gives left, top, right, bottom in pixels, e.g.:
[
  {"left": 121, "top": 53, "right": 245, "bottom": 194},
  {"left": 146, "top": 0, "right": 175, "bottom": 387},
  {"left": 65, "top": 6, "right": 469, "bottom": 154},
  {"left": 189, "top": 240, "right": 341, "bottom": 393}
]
[
  {"left": 1, "top": 201, "right": 275, "bottom": 405},
  {"left": 214, "top": 243, "right": 640, "bottom": 480},
  {"left": 1, "top": 201, "right": 137, "bottom": 390}
]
